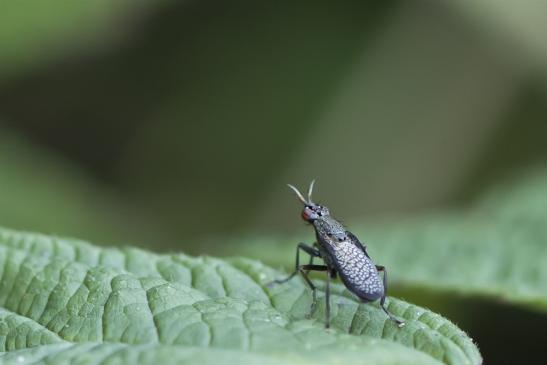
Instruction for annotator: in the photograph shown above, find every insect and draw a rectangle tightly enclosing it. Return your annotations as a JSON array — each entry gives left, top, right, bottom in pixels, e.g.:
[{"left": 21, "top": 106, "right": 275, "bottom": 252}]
[{"left": 269, "top": 180, "right": 404, "bottom": 328}]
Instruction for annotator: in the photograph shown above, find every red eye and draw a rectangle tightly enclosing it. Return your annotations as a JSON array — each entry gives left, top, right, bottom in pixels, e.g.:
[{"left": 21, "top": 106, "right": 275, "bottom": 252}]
[{"left": 301, "top": 210, "right": 311, "bottom": 220}]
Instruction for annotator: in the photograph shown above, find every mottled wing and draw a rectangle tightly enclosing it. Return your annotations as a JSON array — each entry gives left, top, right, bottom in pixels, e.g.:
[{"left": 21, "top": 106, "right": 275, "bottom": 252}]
[
  {"left": 327, "top": 233, "right": 383, "bottom": 301},
  {"left": 346, "top": 231, "right": 370, "bottom": 258}
]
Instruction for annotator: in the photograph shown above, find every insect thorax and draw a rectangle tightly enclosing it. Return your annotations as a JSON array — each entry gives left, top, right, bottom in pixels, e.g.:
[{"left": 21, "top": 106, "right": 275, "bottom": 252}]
[{"left": 313, "top": 217, "right": 347, "bottom": 242}]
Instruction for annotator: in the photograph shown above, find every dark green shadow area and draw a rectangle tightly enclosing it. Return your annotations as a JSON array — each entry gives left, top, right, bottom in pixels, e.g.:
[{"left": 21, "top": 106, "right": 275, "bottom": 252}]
[{"left": 392, "top": 287, "right": 547, "bottom": 365}]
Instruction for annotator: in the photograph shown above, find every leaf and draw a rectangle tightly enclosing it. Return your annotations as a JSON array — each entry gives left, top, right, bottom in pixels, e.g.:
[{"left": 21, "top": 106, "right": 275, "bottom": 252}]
[
  {"left": 0, "top": 228, "right": 480, "bottom": 364},
  {"left": 228, "top": 169, "right": 547, "bottom": 313}
]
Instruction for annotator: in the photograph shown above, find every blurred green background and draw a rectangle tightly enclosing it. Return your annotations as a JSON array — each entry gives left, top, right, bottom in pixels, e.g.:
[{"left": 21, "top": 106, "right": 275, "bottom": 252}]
[{"left": 1, "top": 0, "right": 547, "bottom": 363}]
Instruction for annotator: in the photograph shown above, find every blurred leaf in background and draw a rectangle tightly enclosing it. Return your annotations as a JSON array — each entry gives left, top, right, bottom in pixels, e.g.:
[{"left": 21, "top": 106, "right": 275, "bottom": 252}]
[
  {"left": 2, "top": 0, "right": 547, "bottom": 246},
  {"left": 0, "top": 126, "right": 170, "bottom": 246},
  {"left": 0, "top": 0, "right": 167, "bottom": 80}
]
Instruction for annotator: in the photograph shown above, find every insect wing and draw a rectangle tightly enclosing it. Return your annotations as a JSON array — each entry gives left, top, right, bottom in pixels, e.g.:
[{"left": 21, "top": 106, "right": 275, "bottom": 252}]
[{"left": 328, "top": 235, "right": 383, "bottom": 301}]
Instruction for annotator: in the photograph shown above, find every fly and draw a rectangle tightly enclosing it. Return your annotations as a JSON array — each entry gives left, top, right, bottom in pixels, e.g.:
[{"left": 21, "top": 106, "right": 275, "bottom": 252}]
[{"left": 269, "top": 180, "right": 404, "bottom": 329}]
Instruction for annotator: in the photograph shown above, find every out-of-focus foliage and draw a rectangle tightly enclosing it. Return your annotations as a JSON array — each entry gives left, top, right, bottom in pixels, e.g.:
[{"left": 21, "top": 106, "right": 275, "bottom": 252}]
[
  {"left": 1, "top": 0, "right": 547, "bottom": 246},
  {"left": 448, "top": 0, "right": 547, "bottom": 68},
  {"left": 0, "top": 0, "right": 167, "bottom": 80},
  {"left": 0, "top": 127, "right": 169, "bottom": 246},
  {"left": 0, "top": 228, "right": 479, "bottom": 365}
]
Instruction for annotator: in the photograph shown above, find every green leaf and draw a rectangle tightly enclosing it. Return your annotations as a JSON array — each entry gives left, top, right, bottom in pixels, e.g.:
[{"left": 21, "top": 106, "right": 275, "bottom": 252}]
[{"left": 0, "top": 228, "right": 480, "bottom": 364}]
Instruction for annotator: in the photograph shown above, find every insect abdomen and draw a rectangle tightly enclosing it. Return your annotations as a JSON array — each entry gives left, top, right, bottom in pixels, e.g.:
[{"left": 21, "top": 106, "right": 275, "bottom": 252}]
[{"left": 331, "top": 241, "right": 383, "bottom": 300}]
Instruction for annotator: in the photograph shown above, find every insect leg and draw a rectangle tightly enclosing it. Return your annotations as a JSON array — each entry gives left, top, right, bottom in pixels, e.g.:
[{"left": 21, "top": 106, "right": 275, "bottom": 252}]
[
  {"left": 305, "top": 243, "right": 318, "bottom": 273},
  {"left": 298, "top": 264, "right": 328, "bottom": 319},
  {"left": 304, "top": 243, "right": 321, "bottom": 276},
  {"left": 376, "top": 265, "right": 405, "bottom": 327},
  {"left": 268, "top": 243, "right": 320, "bottom": 285},
  {"left": 325, "top": 269, "right": 332, "bottom": 328}
]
